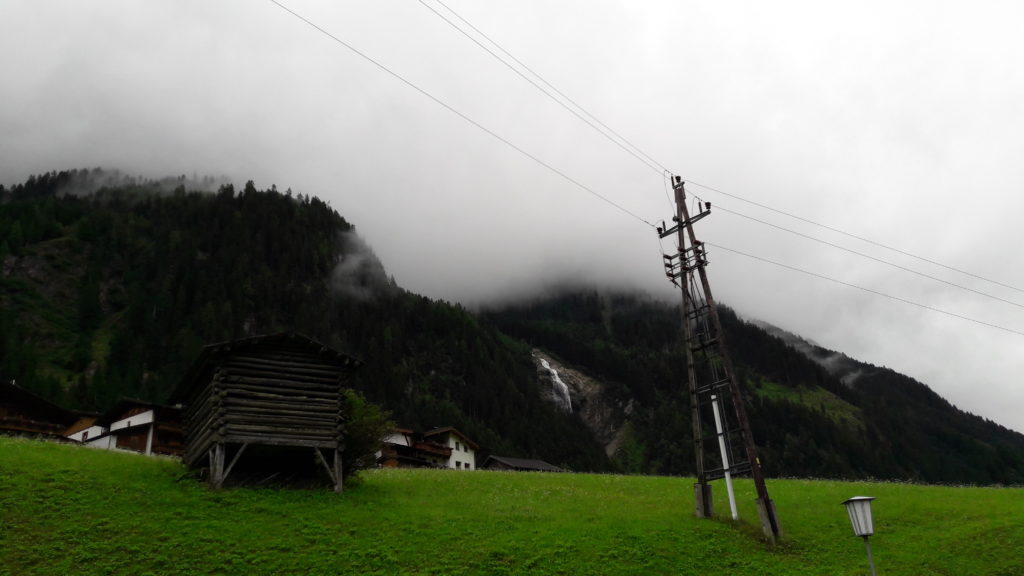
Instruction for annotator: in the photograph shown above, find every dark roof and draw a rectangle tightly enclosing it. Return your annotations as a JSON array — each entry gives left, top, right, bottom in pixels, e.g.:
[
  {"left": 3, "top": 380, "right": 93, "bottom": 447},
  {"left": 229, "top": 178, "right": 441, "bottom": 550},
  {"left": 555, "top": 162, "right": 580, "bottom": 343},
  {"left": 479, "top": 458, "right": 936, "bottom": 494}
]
[
  {"left": 169, "top": 332, "right": 361, "bottom": 403},
  {"left": 0, "top": 381, "right": 79, "bottom": 435},
  {"left": 96, "top": 397, "right": 181, "bottom": 426},
  {"left": 423, "top": 426, "right": 480, "bottom": 450},
  {"left": 484, "top": 455, "right": 563, "bottom": 472}
]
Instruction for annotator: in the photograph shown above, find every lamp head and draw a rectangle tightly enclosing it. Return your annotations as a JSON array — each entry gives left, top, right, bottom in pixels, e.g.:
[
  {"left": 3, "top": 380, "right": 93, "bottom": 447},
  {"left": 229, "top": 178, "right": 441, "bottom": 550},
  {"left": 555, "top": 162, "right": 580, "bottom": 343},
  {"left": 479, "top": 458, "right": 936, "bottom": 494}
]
[{"left": 841, "top": 496, "right": 876, "bottom": 537}]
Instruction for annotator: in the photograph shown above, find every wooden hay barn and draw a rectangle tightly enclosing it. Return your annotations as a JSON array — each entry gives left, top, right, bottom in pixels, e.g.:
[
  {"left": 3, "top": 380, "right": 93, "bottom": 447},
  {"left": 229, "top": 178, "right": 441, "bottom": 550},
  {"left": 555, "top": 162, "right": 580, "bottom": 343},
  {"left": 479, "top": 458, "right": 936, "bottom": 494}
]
[{"left": 170, "top": 333, "right": 361, "bottom": 491}]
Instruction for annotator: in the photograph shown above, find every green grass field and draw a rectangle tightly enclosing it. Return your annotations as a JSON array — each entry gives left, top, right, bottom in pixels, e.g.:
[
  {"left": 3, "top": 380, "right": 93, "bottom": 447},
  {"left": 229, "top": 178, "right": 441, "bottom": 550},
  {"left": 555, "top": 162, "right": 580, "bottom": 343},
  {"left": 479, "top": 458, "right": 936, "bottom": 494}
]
[{"left": 1, "top": 437, "right": 1021, "bottom": 575}]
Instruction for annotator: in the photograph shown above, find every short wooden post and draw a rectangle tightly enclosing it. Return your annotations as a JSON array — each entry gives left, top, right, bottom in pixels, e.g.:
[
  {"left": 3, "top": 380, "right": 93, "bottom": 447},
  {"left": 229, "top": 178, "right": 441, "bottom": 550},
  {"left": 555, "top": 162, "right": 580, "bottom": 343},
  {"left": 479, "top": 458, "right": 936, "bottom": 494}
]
[
  {"left": 333, "top": 448, "right": 343, "bottom": 493},
  {"left": 211, "top": 443, "right": 226, "bottom": 489},
  {"left": 694, "top": 483, "right": 714, "bottom": 518}
]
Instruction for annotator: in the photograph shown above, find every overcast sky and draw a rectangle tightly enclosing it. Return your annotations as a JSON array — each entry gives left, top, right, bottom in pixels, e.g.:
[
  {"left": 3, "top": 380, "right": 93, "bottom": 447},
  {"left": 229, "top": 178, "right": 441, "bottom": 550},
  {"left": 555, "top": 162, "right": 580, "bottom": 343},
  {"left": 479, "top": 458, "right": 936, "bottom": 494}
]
[{"left": 3, "top": 1, "right": 1023, "bottom": 433}]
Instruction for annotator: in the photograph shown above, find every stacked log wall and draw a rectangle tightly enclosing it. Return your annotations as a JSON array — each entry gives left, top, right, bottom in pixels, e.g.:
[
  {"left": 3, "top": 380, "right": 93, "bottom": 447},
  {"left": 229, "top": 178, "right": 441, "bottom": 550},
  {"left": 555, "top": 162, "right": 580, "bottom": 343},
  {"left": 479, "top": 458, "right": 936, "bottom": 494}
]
[{"left": 181, "top": 340, "right": 353, "bottom": 467}]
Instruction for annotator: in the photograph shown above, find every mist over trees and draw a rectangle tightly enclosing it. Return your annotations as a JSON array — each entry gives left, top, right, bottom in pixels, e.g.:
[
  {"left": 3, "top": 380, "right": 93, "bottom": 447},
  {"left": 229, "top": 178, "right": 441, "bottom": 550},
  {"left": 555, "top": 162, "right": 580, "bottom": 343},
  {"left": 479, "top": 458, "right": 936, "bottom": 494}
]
[
  {"left": 0, "top": 169, "right": 607, "bottom": 471},
  {"left": 2, "top": 169, "right": 1023, "bottom": 483}
]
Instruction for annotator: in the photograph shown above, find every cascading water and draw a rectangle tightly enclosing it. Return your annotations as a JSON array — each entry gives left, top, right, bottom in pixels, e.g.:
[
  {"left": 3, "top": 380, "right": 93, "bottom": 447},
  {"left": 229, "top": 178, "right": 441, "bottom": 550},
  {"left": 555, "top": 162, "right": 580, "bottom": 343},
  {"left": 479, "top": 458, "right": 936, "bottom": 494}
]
[{"left": 539, "top": 358, "right": 573, "bottom": 412}]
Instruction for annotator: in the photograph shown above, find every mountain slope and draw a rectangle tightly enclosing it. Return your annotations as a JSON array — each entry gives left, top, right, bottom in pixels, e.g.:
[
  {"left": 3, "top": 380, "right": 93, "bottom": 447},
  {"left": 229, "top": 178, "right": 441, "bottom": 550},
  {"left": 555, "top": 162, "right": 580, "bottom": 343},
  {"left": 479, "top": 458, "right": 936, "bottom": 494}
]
[
  {"left": 483, "top": 290, "right": 1024, "bottom": 483},
  {"left": 3, "top": 169, "right": 1023, "bottom": 483},
  {"left": 0, "top": 169, "right": 608, "bottom": 471}
]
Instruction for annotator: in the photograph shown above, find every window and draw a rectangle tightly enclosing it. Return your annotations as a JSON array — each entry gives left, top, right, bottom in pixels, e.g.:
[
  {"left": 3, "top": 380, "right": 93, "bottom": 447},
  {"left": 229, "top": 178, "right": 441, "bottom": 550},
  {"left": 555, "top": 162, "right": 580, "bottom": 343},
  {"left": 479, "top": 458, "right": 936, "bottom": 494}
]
[
  {"left": 456, "top": 462, "right": 462, "bottom": 469},
  {"left": 455, "top": 441, "right": 461, "bottom": 451},
  {"left": 466, "top": 462, "right": 472, "bottom": 470},
  {"left": 82, "top": 430, "right": 89, "bottom": 440}
]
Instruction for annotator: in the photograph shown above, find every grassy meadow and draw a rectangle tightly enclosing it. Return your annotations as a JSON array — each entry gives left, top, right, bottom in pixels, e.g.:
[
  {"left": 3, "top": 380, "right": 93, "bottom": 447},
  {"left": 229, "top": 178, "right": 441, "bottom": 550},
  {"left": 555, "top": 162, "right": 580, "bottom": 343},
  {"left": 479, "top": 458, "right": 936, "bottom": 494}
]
[{"left": 1, "top": 436, "right": 1022, "bottom": 575}]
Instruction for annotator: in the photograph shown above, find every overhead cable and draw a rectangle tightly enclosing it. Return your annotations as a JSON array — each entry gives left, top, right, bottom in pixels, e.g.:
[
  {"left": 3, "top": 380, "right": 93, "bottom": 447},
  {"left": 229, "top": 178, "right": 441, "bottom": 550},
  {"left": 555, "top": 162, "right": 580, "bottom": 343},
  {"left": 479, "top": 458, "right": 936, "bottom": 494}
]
[
  {"left": 268, "top": 0, "right": 655, "bottom": 229},
  {"left": 419, "top": 0, "right": 667, "bottom": 176},
  {"left": 713, "top": 204, "right": 1024, "bottom": 310},
  {"left": 418, "top": 1, "right": 1022, "bottom": 296},
  {"left": 689, "top": 180, "right": 1024, "bottom": 295},
  {"left": 707, "top": 242, "right": 1024, "bottom": 338}
]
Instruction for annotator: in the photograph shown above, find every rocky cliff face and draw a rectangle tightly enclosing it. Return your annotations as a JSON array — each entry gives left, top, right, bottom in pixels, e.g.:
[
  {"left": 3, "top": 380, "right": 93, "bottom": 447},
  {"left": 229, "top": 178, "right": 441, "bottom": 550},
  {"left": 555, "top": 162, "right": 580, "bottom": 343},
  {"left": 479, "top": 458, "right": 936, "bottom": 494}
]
[{"left": 531, "top": 349, "right": 630, "bottom": 458}]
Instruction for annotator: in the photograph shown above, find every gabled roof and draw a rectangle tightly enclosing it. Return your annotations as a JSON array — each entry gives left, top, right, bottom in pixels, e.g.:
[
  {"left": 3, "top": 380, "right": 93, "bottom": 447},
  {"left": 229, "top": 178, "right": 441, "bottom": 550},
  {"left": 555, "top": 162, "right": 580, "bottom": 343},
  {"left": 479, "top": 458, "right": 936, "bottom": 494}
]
[
  {"left": 0, "top": 381, "right": 80, "bottom": 428},
  {"left": 423, "top": 426, "right": 480, "bottom": 450},
  {"left": 169, "top": 332, "right": 362, "bottom": 404},
  {"left": 484, "top": 455, "right": 563, "bottom": 473}
]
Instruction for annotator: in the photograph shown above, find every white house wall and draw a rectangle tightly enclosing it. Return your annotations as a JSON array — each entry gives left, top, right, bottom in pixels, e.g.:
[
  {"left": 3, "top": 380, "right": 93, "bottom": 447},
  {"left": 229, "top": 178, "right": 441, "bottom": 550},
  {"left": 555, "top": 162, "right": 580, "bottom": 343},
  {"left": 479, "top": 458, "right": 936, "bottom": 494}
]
[
  {"left": 440, "top": 433, "right": 476, "bottom": 470},
  {"left": 84, "top": 434, "right": 116, "bottom": 450},
  {"left": 109, "top": 409, "right": 154, "bottom": 432},
  {"left": 67, "top": 425, "right": 108, "bottom": 443},
  {"left": 69, "top": 416, "right": 157, "bottom": 455}
]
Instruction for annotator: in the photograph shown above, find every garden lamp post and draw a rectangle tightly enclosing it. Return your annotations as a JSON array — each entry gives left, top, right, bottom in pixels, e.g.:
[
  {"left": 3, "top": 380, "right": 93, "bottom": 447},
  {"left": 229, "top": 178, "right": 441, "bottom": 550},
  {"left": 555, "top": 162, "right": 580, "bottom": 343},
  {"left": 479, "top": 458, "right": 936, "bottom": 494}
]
[{"left": 842, "top": 496, "right": 877, "bottom": 576}]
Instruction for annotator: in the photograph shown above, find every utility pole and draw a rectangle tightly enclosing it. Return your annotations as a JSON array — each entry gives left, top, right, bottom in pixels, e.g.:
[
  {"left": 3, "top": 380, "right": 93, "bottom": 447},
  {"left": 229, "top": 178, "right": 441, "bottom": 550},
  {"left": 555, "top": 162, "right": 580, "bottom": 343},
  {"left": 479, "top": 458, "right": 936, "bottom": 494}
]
[{"left": 658, "top": 176, "right": 781, "bottom": 543}]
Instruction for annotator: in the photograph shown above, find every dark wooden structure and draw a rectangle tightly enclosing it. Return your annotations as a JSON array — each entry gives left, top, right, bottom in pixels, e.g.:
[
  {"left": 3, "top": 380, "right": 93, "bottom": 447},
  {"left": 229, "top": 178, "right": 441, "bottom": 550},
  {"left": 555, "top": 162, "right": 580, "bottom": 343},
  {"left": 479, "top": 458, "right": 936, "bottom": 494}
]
[
  {"left": 0, "top": 380, "right": 80, "bottom": 438},
  {"left": 170, "top": 333, "right": 360, "bottom": 491},
  {"left": 482, "top": 455, "right": 563, "bottom": 473}
]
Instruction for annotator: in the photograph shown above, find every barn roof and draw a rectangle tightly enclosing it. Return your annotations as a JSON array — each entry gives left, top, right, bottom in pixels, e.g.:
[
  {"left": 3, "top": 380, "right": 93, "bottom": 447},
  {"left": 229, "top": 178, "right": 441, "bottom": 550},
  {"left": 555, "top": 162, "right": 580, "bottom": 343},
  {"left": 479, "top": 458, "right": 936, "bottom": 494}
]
[
  {"left": 484, "top": 455, "right": 563, "bottom": 473},
  {"left": 169, "top": 332, "right": 361, "bottom": 404}
]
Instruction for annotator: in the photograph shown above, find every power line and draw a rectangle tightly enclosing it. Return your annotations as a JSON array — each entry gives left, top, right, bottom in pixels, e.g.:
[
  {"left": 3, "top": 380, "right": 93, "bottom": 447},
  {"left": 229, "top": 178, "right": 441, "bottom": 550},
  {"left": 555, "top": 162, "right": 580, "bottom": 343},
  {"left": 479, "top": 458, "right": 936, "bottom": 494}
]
[
  {"left": 268, "top": 0, "right": 655, "bottom": 229},
  {"left": 420, "top": 0, "right": 668, "bottom": 176},
  {"left": 275, "top": 0, "right": 1022, "bottom": 308},
  {"left": 417, "top": 1, "right": 1024, "bottom": 295},
  {"left": 712, "top": 203, "right": 1024, "bottom": 311},
  {"left": 416, "top": 2, "right": 1023, "bottom": 298},
  {"left": 706, "top": 242, "right": 1024, "bottom": 338},
  {"left": 689, "top": 180, "right": 1024, "bottom": 295}
]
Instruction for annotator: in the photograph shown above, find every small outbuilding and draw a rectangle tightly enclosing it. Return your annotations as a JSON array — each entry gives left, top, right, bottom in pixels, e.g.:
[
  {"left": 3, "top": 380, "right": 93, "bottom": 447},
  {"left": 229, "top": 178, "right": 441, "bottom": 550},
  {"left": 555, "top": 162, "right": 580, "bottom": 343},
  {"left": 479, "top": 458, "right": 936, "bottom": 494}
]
[
  {"left": 170, "top": 333, "right": 360, "bottom": 491},
  {"left": 483, "top": 455, "right": 563, "bottom": 473}
]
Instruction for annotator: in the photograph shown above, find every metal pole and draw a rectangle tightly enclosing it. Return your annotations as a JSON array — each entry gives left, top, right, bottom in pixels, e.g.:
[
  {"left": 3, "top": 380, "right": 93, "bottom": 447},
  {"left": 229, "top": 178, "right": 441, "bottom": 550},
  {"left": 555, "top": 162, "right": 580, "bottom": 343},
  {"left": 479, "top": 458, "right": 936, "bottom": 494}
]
[
  {"left": 711, "top": 394, "right": 738, "bottom": 520},
  {"left": 864, "top": 536, "right": 877, "bottom": 576}
]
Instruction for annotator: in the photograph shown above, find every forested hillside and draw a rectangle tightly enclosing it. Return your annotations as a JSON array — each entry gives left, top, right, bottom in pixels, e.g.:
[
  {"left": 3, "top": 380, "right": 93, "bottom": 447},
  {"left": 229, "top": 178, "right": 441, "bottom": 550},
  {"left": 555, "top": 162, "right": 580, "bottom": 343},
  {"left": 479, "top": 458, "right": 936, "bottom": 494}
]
[
  {"left": 3, "top": 169, "right": 1023, "bottom": 483},
  {"left": 483, "top": 292, "right": 1024, "bottom": 483},
  {"left": 0, "top": 169, "right": 607, "bottom": 471}
]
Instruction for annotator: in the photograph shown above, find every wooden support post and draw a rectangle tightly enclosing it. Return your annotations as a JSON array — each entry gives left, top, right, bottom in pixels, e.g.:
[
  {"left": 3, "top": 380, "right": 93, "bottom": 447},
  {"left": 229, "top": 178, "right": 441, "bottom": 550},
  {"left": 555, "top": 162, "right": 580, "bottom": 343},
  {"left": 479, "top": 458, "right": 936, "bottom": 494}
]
[
  {"left": 676, "top": 182, "right": 711, "bottom": 518},
  {"left": 333, "top": 448, "right": 343, "bottom": 493},
  {"left": 676, "top": 178, "right": 781, "bottom": 542},
  {"left": 222, "top": 443, "right": 248, "bottom": 484},
  {"left": 756, "top": 498, "right": 783, "bottom": 541},
  {"left": 145, "top": 423, "right": 154, "bottom": 456},
  {"left": 694, "top": 483, "right": 713, "bottom": 518},
  {"left": 659, "top": 177, "right": 781, "bottom": 541},
  {"left": 315, "top": 447, "right": 340, "bottom": 491},
  {"left": 211, "top": 443, "right": 226, "bottom": 489}
]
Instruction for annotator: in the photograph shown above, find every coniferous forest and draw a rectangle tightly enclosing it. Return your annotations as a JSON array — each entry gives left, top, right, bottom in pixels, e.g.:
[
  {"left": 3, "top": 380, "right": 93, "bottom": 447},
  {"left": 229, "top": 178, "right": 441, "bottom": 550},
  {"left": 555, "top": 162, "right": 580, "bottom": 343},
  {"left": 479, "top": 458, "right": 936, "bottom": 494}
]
[{"left": 3, "top": 169, "right": 1023, "bottom": 482}]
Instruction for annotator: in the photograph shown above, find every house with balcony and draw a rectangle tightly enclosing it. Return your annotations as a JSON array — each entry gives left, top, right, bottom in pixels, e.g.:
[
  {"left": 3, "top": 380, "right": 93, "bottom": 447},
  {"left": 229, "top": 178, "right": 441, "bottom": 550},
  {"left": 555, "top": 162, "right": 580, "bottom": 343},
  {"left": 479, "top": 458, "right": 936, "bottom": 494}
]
[{"left": 378, "top": 426, "right": 479, "bottom": 470}]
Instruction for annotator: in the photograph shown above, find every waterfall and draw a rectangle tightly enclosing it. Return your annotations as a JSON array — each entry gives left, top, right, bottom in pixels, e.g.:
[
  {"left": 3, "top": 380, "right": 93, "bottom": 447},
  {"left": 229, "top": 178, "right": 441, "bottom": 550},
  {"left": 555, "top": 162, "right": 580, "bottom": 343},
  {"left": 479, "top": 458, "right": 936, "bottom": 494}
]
[{"left": 540, "top": 358, "right": 573, "bottom": 412}]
